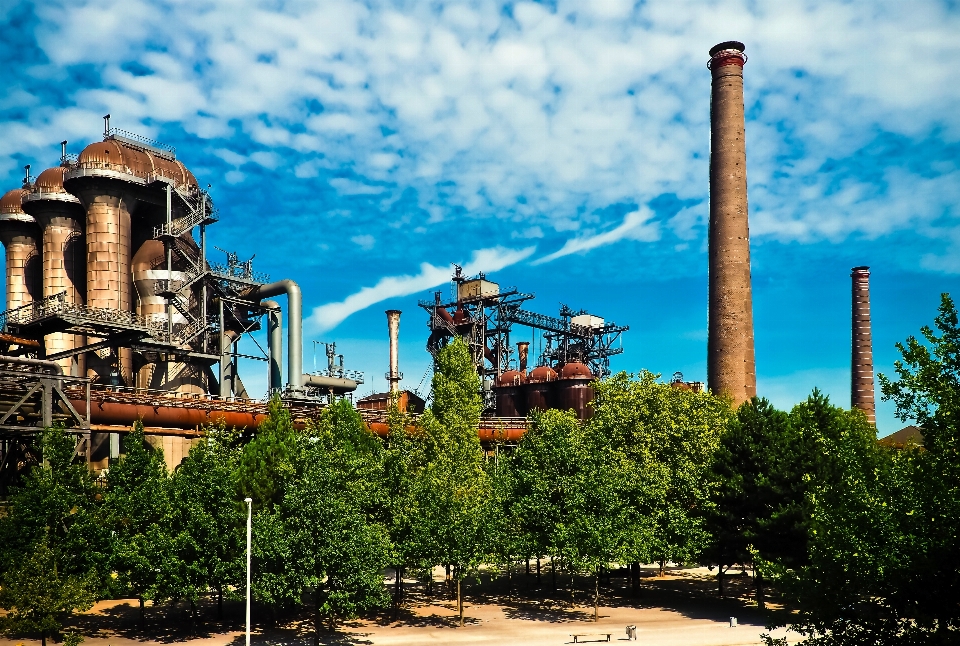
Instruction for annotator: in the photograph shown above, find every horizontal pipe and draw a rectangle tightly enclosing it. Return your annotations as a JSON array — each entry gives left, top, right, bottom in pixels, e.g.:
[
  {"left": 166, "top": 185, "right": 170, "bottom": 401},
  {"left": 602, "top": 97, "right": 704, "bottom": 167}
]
[
  {"left": 0, "top": 355, "right": 64, "bottom": 375},
  {"left": 71, "top": 398, "right": 268, "bottom": 429},
  {"left": 302, "top": 373, "right": 358, "bottom": 394}
]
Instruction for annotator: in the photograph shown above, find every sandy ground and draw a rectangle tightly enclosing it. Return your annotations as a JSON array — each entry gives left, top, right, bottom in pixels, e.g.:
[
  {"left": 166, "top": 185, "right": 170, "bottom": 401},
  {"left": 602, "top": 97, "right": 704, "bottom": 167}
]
[{"left": 1, "top": 567, "right": 800, "bottom": 646}]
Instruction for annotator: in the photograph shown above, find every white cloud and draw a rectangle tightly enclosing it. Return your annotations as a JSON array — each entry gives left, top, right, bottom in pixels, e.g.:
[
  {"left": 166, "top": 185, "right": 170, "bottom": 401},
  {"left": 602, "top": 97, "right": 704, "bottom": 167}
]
[
  {"left": 533, "top": 208, "right": 661, "bottom": 265},
  {"left": 307, "top": 245, "right": 537, "bottom": 332},
  {"left": 350, "top": 234, "right": 375, "bottom": 250},
  {"left": 3, "top": 0, "right": 960, "bottom": 267}
]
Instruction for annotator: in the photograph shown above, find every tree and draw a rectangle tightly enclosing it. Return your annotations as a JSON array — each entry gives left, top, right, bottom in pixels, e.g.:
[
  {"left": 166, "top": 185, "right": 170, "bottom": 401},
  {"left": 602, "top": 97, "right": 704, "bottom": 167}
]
[
  {"left": 591, "top": 372, "right": 730, "bottom": 577},
  {"left": 765, "top": 294, "right": 960, "bottom": 644},
  {"left": 419, "top": 337, "right": 490, "bottom": 626},
  {"left": 169, "top": 431, "right": 244, "bottom": 619},
  {"left": 0, "top": 538, "right": 96, "bottom": 646},
  {"left": 0, "top": 427, "right": 113, "bottom": 597},
  {"left": 105, "top": 423, "right": 174, "bottom": 626},
  {"left": 287, "top": 398, "right": 390, "bottom": 641}
]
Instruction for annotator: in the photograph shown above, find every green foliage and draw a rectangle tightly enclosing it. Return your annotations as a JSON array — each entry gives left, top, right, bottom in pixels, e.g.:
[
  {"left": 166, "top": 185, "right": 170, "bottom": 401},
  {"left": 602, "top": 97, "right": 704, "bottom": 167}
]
[
  {"left": 238, "top": 396, "right": 298, "bottom": 509},
  {"left": 289, "top": 398, "right": 390, "bottom": 628},
  {"left": 765, "top": 294, "right": 960, "bottom": 644},
  {"left": 0, "top": 538, "right": 96, "bottom": 646},
  {"left": 0, "top": 427, "right": 113, "bottom": 596},
  {"left": 590, "top": 371, "right": 731, "bottom": 569},
  {"left": 105, "top": 423, "right": 174, "bottom": 606},
  {"left": 169, "top": 433, "right": 245, "bottom": 612}
]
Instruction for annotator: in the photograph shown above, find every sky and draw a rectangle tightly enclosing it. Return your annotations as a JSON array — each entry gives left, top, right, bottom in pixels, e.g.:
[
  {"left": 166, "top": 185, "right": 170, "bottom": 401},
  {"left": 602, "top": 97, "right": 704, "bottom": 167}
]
[{"left": 2, "top": 0, "right": 959, "bottom": 435}]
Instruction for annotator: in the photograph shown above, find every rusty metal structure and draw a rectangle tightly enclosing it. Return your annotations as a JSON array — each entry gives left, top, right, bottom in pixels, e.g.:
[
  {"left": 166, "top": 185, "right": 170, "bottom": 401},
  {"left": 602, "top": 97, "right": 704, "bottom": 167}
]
[
  {"left": 0, "top": 119, "right": 360, "bottom": 476},
  {"left": 419, "top": 267, "right": 628, "bottom": 420},
  {"left": 851, "top": 266, "right": 876, "bottom": 425},
  {"left": 707, "top": 41, "right": 757, "bottom": 407}
]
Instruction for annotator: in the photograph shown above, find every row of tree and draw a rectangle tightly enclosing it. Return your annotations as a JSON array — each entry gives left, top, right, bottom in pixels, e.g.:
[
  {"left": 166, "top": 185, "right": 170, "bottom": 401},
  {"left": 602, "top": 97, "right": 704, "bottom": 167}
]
[{"left": 1, "top": 296, "right": 958, "bottom": 645}]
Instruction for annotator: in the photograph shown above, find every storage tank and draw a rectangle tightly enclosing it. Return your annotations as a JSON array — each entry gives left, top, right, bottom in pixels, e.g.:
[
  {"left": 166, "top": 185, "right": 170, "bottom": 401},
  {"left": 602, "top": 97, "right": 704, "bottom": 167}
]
[
  {"left": 525, "top": 365, "right": 557, "bottom": 413},
  {"left": 556, "top": 361, "right": 596, "bottom": 421},
  {"left": 494, "top": 369, "right": 526, "bottom": 417},
  {"left": 65, "top": 136, "right": 198, "bottom": 385},
  {"left": 22, "top": 166, "right": 87, "bottom": 375},
  {"left": 0, "top": 188, "right": 43, "bottom": 312}
]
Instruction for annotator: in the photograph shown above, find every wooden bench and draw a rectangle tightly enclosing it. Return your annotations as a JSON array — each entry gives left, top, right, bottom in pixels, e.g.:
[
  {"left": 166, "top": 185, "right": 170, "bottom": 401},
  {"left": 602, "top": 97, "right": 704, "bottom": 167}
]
[{"left": 570, "top": 634, "right": 611, "bottom": 643}]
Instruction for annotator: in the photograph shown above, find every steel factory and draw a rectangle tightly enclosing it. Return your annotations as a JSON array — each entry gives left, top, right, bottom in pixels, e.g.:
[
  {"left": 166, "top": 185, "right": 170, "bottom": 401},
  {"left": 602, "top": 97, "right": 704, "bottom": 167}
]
[{"left": 0, "top": 41, "right": 880, "bottom": 482}]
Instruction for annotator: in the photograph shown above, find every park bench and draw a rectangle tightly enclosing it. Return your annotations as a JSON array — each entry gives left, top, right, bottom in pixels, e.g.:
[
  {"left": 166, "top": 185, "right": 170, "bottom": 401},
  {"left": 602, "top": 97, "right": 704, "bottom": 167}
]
[{"left": 570, "top": 633, "right": 611, "bottom": 643}]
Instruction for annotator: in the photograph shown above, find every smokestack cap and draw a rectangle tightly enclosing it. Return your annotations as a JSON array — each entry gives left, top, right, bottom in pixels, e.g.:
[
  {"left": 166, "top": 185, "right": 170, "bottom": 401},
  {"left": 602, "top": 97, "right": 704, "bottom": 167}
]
[{"left": 710, "top": 41, "right": 745, "bottom": 57}]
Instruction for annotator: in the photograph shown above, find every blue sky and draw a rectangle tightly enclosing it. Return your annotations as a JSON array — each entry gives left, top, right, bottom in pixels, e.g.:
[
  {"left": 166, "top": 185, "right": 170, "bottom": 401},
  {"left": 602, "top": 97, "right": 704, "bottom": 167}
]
[{"left": 2, "top": 0, "right": 960, "bottom": 435}]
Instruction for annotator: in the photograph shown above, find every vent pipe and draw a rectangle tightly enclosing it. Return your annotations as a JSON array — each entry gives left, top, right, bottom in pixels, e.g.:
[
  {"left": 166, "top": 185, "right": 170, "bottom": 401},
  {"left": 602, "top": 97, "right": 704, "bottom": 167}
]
[
  {"left": 851, "top": 266, "right": 876, "bottom": 424},
  {"left": 707, "top": 41, "right": 756, "bottom": 406},
  {"left": 517, "top": 341, "right": 529, "bottom": 373},
  {"left": 386, "top": 309, "right": 401, "bottom": 393}
]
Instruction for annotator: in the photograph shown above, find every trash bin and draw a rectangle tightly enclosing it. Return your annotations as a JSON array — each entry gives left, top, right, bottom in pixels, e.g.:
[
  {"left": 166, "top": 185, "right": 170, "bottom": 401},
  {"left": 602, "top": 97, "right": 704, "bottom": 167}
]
[
  {"left": 730, "top": 617, "right": 738, "bottom": 627},
  {"left": 626, "top": 625, "right": 637, "bottom": 640}
]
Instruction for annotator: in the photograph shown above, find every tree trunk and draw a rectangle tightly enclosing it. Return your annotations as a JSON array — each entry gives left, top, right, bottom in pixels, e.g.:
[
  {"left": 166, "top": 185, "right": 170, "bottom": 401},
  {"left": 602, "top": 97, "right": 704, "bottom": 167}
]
[
  {"left": 755, "top": 569, "right": 765, "bottom": 610},
  {"left": 139, "top": 597, "right": 145, "bottom": 629},
  {"left": 658, "top": 559, "right": 665, "bottom": 577},
  {"left": 537, "top": 557, "right": 541, "bottom": 585},
  {"left": 594, "top": 571, "right": 599, "bottom": 622},
  {"left": 457, "top": 578, "right": 464, "bottom": 627},
  {"left": 190, "top": 599, "right": 197, "bottom": 633},
  {"left": 394, "top": 565, "right": 402, "bottom": 615},
  {"left": 631, "top": 562, "right": 640, "bottom": 594},
  {"left": 218, "top": 587, "right": 224, "bottom": 619},
  {"left": 526, "top": 558, "right": 530, "bottom": 576},
  {"left": 551, "top": 556, "right": 557, "bottom": 590},
  {"left": 314, "top": 588, "right": 322, "bottom": 646},
  {"left": 41, "top": 632, "right": 47, "bottom": 646},
  {"left": 718, "top": 564, "right": 725, "bottom": 598}
]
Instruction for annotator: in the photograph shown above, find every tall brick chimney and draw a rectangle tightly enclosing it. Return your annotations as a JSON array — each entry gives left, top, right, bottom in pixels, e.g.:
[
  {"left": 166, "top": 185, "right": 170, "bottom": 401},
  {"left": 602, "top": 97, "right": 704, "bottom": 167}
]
[
  {"left": 851, "top": 267, "right": 876, "bottom": 424},
  {"left": 707, "top": 41, "right": 756, "bottom": 406}
]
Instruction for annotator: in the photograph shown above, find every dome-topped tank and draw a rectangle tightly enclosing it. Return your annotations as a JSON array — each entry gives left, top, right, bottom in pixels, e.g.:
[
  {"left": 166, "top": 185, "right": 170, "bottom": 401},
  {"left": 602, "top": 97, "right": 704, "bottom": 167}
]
[
  {"left": 0, "top": 188, "right": 42, "bottom": 311},
  {"left": 528, "top": 365, "right": 558, "bottom": 383},
  {"left": 525, "top": 365, "right": 557, "bottom": 412},
  {"left": 556, "top": 361, "right": 596, "bottom": 421},
  {"left": 494, "top": 369, "right": 526, "bottom": 417},
  {"left": 497, "top": 369, "right": 526, "bottom": 387},
  {"left": 24, "top": 166, "right": 81, "bottom": 204},
  {"left": 71, "top": 139, "right": 198, "bottom": 189}
]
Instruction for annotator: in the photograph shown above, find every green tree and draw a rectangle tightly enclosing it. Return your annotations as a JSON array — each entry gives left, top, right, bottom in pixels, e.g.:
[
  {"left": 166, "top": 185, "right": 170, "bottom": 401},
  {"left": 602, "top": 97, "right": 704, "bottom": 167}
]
[
  {"left": 288, "top": 398, "right": 390, "bottom": 641},
  {"left": 591, "top": 372, "right": 730, "bottom": 577},
  {"left": 0, "top": 427, "right": 113, "bottom": 596},
  {"left": 0, "top": 538, "right": 96, "bottom": 646},
  {"left": 419, "top": 337, "right": 490, "bottom": 626},
  {"left": 105, "top": 423, "right": 174, "bottom": 626},
  {"left": 169, "top": 431, "right": 244, "bottom": 619}
]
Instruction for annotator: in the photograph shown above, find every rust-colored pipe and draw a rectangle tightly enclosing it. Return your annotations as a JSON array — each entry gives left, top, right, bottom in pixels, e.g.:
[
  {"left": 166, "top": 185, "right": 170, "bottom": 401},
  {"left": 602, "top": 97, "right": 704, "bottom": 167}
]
[
  {"left": 851, "top": 266, "right": 876, "bottom": 425},
  {"left": 70, "top": 398, "right": 268, "bottom": 429},
  {"left": 517, "top": 342, "right": 529, "bottom": 373},
  {"left": 707, "top": 41, "right": 756, "bottom": 406}
]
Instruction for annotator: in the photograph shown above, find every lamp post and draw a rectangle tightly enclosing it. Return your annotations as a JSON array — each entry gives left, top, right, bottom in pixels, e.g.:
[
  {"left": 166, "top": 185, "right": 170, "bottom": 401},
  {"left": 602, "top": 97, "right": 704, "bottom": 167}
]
[{"left": 244, "top": 497, "right": 252, "bottom": 646}]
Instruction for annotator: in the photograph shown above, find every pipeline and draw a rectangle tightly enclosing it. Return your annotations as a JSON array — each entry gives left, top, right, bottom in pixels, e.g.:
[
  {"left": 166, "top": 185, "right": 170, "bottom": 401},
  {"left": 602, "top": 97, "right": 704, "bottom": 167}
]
[
  {"left": 0, "top": 355, "right": 63, "bottom": 375},
  {"left": 248, "top": 279, "right": 301, "bottom": 389},
  {"left": 261, "top": 299, "right": 282, "bottom": 392}
]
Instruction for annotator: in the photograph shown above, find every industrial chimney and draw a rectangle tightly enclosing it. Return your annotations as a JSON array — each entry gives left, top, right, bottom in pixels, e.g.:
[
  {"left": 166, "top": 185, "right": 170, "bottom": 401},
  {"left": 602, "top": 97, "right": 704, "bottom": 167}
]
[
  {"left": 386, "top": 310, "right": 401, "bottom": 393},
  {"left": 851, "top": 267, "right": 876, "bottom": 425},
  {"left": 707, "top": 41, "right": 757, "bottom": 407}
]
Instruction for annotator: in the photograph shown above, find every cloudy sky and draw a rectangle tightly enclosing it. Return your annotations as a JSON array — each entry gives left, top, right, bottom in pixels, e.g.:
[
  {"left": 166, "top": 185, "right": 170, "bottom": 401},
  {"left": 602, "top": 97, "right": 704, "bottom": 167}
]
[{"left": 3, "top": 0, "right": 959, "bottom": 434}]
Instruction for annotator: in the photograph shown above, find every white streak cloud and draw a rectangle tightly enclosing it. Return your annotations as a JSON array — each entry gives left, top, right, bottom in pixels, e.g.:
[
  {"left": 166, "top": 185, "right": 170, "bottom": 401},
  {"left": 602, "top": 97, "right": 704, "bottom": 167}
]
[
  {"left": 533, "top": 208, "right": 661, "bottom": 265},
  {"left": 308, "top": 245, "right": 536, "bottom": 332}
]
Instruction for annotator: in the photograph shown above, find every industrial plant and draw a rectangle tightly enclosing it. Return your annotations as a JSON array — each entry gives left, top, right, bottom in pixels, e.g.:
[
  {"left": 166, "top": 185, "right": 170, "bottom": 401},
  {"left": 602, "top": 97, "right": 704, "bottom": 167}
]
[{"left": 0, "top": 41, "right": 879, "bottom": 483}]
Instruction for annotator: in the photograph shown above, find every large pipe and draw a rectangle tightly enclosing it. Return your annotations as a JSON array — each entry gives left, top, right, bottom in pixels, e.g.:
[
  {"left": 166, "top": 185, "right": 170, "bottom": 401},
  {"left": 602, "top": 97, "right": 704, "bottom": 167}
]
[
  {"left": 707, "top": 41, "right": 756, "bottom": 407},
  {"left": 851, "top": 267, "right": 876, "bottom": 425},
  {"left": 261, "top": 299, "right": 282, "bottom": 393},
  {"left": 517, "top": 341, "right": 529, "bottom": 373},
  {"left": 248, "top": 280, "right": 302, "bottom": 389},
  {"left": 0, "top": 355, "right": 64, "bottom": 375},
  {"left": 386, "top": 309, "right": 401, "bottom": 393},
  {"left": 302, "top": 373, "right": 358, "bottom": 394}
]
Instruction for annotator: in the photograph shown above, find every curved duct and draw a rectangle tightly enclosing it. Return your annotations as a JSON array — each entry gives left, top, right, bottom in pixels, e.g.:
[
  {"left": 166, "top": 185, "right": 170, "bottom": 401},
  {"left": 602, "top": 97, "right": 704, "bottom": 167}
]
[
  {"left": 0, "top": 355, "right": 64, "bottom": 375},
  {"left": 247, "top": 279, "right": 301, "bottom": 389}
]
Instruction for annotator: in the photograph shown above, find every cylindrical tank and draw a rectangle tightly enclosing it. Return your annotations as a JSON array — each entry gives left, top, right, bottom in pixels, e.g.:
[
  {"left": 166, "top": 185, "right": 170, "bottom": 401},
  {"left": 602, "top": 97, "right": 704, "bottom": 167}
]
[
  {"left": 66, "top": 138, "right": 198, "bottom": 386},
  {"left": 556, "top": 362, "right": 596, "bottom": 421},
  {"left": 22, "top": 166, "right": 87, "bottom": 375},
  {"left": 0, "top": 188, "right": 43, "bottom": 312},
  {"left": 525, "top": 365, "right": 557, "bottom": 413},
  {"left": 494, "top": 369, "right": 526, "bottom": 417}
]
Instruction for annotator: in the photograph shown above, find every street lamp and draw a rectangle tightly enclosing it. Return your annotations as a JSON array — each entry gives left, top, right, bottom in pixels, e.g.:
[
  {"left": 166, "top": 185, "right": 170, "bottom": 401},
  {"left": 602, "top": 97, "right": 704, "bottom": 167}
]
[{"left": 244, "top": 497, "right": 252, "bottom": 646}]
